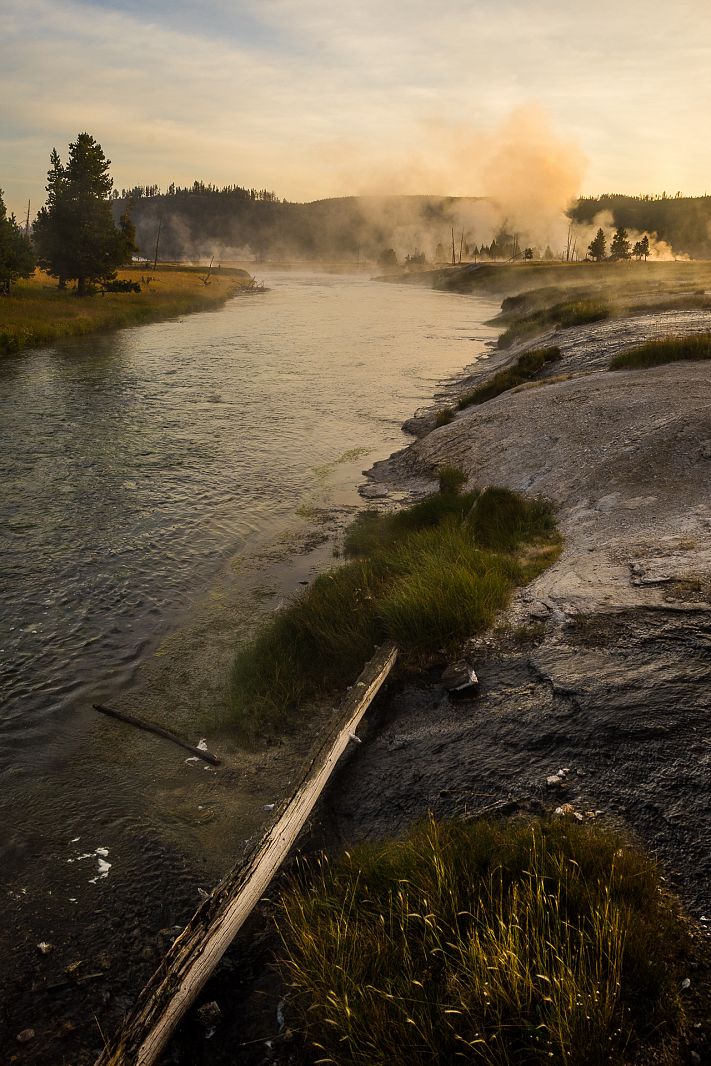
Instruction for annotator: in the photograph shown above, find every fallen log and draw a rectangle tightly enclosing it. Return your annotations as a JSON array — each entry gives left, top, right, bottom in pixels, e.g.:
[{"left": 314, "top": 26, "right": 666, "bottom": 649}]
[
  {"left": 95, "top": 642, "right": 398, "bottom": 1066},
  {"left": 92, "top": 704, "right": 221, "bottom": 767}
]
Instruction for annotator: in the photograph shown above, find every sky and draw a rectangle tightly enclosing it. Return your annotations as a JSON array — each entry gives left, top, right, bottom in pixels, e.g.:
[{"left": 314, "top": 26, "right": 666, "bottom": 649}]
[{"left": 1, "top": 0, "right": 711, "bottom": 217}]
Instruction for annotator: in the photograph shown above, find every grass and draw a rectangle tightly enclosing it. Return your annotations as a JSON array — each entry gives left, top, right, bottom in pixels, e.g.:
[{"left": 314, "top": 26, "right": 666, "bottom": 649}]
[
  {"left": 278, "top": 816, "right": 688, "bottom": 1066},
  {"left": 434, "top": 408, "right": 455, "bottom": 427},
  {"left": 610, "top": 332, "right": 711, "bottom": 369},
  {"left": 457, "top": 346, "right": 561, "bottom": 409},
  {"left": 229, "top": 483, "right": 559, "bottom": 736},
  {"left": 498, "top": 300, "right": 610, "bottom": 349},
  {"left": 0, "top": 265, "right": 253, "bottom": 355}
]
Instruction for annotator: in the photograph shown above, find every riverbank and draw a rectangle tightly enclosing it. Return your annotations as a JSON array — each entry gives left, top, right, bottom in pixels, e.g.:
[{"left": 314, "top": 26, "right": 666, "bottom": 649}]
[
  {"left": 0, "top": 264, "right": 253, "bottom": 355},
  {"left": 1, "top": 272, "right": 506, "bottom": 1064},
  {"left": 155, "top": 263, "right": 711, "bottom": 1065}
]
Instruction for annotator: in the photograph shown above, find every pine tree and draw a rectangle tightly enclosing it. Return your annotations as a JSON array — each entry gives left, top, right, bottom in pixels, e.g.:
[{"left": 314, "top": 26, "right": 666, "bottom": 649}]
[
  {"left": 587, "top": 228, "right": 607, "bottom": 261},
  {"left": 610, "top": 227, "right": 631, "bottom": 261},
  {"left": 0, "top": 190, "right": 35, "bottom": 294},
  {"left": 33, "top": 134, "right": 135, "bottom": 295}
]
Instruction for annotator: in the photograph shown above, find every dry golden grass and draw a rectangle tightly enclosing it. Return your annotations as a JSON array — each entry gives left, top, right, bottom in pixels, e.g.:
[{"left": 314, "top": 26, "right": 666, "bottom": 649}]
[
  {"left": 0, "top": 265, "right": 253, "bottom": 355},
  {"left": 279, "top": 816, "right": 688, "bottom": 1066}
]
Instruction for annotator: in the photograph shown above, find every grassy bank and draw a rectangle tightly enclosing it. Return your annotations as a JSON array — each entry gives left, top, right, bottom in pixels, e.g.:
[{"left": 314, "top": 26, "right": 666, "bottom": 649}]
[
  {"left": 0, "top": 264, "right": 253, "bottom": 355},
  {"left": 435, "top": 259, "right": 711, "bottom": 299},
  {"left": 610, "top": 332, "right": 711, "bottom": 369},
  {"left": 229, "top": 482, "right": 559, "bottom": 737},
  {"left": 456, "top": 345, "right": 561, "bottom": 409},
  {"left": 278, "top": 816, "right": 688, "bottom": 1066},
  {"left": 497, "top": 299, "right": 609, "bottom": 349}
]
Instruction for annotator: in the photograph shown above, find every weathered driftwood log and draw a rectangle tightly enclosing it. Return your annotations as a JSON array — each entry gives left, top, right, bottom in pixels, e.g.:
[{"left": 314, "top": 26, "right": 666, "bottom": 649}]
[
  {"left": 95, "top": 642, "right": 398, "bottom": 1066},
  {"left": 92, "top": 704, "right": 221, "bottom": 766}
]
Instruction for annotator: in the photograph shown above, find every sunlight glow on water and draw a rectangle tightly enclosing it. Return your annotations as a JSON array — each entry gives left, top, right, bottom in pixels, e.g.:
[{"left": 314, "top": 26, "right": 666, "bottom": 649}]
[{"left": 0, "top": 272, "right": 498, "bottom": 754}]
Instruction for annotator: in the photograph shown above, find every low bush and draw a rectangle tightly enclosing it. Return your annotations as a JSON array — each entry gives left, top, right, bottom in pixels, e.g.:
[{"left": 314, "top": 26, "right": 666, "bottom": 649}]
[
  {"left": 610, "top": 332, "right": 711, "bottom": 369},
  {"left": 229, "top": 486, "right": 558, "bottom": 735},
  {"left": 278, "top": 816, "right": 687, "bottom": 1066},
  {"left": 457, "top": 346, "right": 561, "bottom": 409}
]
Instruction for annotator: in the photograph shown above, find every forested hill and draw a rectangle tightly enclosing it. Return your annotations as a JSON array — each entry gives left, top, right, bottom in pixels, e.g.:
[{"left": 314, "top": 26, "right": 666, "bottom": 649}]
[
  {"left": 111, "top": 189, "right": 486, "bottom": 263},
  {"left": 112, "top": 185, "right": 711, "bottom": 263},
  {"left": 569, "top": 194, "right": 711, "bottom": 258}
]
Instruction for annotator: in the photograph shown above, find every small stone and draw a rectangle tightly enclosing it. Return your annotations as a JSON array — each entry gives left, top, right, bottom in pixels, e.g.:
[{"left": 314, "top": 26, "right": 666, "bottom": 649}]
[
  {"left": 16, "top": 1029, "right": 35, "bottom": 1044},
  {"left": 554, "top": 804, "right": 576, "bottom": 817},
  {"left": 681, "top": 977, "right": 691, "bottom": 990},
  {"left": 36, "top": 942, "right": 53, "bottom": 956}
]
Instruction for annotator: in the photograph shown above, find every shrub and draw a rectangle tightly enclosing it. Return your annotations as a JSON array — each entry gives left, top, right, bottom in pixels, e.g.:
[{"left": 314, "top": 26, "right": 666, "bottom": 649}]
[
  {"left": 610, "top": 332, "right": 711, "bottom": 369},
  {"left": 278, "top": 817, "right": 687, "bottom": 1066}
]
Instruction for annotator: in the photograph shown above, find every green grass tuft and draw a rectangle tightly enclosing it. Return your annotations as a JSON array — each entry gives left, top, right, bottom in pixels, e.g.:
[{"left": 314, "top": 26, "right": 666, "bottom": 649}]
[
  {"left": 458, "top": 346, "right": 561, "bottom": 409},
  {"left": 278, "top": 816, "right": 687, "bottom": 1066},
  {"left": 229, "top": 488, "right": 558, "bottom": 736},
  {"left": 437, "top": 464, "right": 468, "bottom": 494},
  {"left": 610, "top": 332, "right": 711, "bottom": 369}
]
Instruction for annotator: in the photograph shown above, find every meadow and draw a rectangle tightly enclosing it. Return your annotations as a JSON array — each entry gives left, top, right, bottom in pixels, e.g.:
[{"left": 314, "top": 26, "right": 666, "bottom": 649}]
[{"left": 0, "top": 264, "right": 253, "bottom": 355}]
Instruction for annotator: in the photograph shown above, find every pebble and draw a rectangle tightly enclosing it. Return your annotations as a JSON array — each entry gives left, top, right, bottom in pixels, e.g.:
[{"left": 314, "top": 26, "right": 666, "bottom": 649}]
[
  {"left": 36, "top": 942, "right": 53, "bottom": 956},
  {"left": 16, "top": 1029, "right": 35, "bottom": 1044}
]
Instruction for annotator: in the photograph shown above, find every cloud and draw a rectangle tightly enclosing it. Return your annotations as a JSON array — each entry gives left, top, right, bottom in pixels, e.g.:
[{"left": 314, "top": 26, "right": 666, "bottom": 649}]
[{"left": 1, "top": 0, "right": 710, "bottom": 215}]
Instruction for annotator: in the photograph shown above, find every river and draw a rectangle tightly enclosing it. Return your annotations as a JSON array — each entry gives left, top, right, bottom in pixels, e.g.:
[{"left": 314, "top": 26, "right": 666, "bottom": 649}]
[{"left": 0, "top": 269, "right": 499, "bottom": 1058}]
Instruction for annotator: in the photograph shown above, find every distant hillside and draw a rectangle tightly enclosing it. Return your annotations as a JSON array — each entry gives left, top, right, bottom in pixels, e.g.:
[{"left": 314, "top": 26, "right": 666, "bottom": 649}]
[
  {"left": 113, "top": 186, "right": 711, "bottom": 263},
  {"left": 112, "top": 189, "right": 488, "bottom": 263},
  {"left": 569, "top": 194, "right": 711, "bottom": 258}
]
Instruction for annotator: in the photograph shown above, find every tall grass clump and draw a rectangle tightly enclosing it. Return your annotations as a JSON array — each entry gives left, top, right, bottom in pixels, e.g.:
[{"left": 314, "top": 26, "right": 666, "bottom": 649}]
[
  {"left": 278, "top": 817, "right": 687, "bottom": 1066},
  {"left": 457, "top": 346, "right": 561, "bottom": 409},
  {"left": 229, "top": 483, "right": 558, "bottom": 735},
  {"left": 610, "top": 332, "right": 711, "bottom": 369}
]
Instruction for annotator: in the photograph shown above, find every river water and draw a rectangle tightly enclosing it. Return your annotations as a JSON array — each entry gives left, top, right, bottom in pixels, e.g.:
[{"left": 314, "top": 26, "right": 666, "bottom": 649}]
[{"left": 0, "top": 270, "right": 499, "bottom": 1056}]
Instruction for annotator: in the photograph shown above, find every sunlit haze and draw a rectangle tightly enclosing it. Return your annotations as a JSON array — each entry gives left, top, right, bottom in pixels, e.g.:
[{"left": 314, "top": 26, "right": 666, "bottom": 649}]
[{"left": 1, "top": 0, "right": 710, "bottom": 216}]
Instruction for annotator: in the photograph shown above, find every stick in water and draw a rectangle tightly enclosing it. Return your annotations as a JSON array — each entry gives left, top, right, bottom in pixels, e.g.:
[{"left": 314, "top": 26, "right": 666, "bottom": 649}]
[{"left": 92, "top": 704, "right": 221, "bottom": 766}]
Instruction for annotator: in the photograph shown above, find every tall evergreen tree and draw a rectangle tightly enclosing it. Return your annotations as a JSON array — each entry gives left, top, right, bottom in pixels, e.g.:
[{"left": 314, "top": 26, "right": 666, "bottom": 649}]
[
  {"left": 33, "top": 134, "right": 135, "bottom": 295},
  {"left": 587, "top": 227, "right": 607, "bottom": 261},
  {"left": 610, "top": 226, "right": 631, "bottom": 261},
  {"left": 0, "top": 190, "right": 35, "bottom": 294}
]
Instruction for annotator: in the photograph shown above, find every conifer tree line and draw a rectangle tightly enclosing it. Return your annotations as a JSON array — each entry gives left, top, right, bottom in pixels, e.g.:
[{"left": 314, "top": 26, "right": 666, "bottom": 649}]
[
  {"left": 0, "top": 133, "right": 137, "bottom": 295},
  {"left": 587, "top": 226, "right": 650, "bottom": 262}
]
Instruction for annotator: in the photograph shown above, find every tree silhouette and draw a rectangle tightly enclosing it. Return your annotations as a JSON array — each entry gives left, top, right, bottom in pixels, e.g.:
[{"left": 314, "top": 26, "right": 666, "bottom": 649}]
[
  {"left": 610, "top": 227, "right": 631, "bottom": 261},
  {"left": 34, "top": 134, "right": 136, "bottom": 295},
  {"left": 0, "top": 190, "right": 35, "bottom": 294},
  {"left": 587, "top": 228, "right": 607, "bottom": 261}
]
